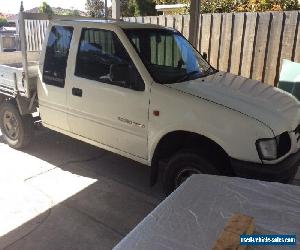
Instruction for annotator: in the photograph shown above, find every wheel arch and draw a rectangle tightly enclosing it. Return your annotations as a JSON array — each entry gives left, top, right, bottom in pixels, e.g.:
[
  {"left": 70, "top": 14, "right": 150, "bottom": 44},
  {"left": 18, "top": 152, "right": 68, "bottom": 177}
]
[
  {"left": 150, "top": 130, "right": 233, "bottom": 186},
  {"left": 0, "top": 95, "right": 18, "bottom": 108},
  {"left": 0, "top": 94, "right": 36, "bottom": 116}
]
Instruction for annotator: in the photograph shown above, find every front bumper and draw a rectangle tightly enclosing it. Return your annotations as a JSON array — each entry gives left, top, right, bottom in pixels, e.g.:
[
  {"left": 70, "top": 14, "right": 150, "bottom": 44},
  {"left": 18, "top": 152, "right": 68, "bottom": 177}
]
[{"left": 231, "top": 150, "right": 300, "bottom": 183}]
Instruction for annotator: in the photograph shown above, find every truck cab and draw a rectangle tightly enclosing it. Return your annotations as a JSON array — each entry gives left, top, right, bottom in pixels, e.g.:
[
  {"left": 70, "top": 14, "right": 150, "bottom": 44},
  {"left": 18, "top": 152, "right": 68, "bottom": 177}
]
[{"left": 1, "top": 18, "right": 300, "bottom": 194}]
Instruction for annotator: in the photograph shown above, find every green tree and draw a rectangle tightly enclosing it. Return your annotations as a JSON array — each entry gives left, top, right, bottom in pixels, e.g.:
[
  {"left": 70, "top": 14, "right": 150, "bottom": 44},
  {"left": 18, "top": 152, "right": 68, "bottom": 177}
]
[
  {"left": 0, "top": 17, "right": 8, "bottom": 27},
  {"left": 127, "top": 0, "right": 156, "bottom": 16},
  {"left": 85, "top": 0, "right": 105, "bottom": 18},
  {"left": 200, "top": 0, "right": 236, "bottom": 13},
  {"left": 155, "top": 0, "right": 299, "bottom": 13},
  {"left": 71, "top": 9, "right": 81, "bottom": 16},
  {"left": 39, "top": 2, "right": 54, "bottom": 15},
  {"left": 235, "top": 0, "right": 299, "bottom": 12},
  {"left": 120, "top": 0, "right": 131, "bottom": 16},
  {"left": 155, "top": 0, "right": 189, "bottom": 3},
  {"left": 64, "top": 8, "right": 81, "bottom": 16}
]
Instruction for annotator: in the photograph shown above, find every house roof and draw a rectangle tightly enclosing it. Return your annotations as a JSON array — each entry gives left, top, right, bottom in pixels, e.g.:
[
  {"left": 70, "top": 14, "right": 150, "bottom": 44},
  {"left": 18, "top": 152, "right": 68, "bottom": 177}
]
[
  {"left": 155, "top": 4, "right": 188, "bottom": 11},
  {"left": 6, "top": 14, "right": 18, "bottom": 22}
]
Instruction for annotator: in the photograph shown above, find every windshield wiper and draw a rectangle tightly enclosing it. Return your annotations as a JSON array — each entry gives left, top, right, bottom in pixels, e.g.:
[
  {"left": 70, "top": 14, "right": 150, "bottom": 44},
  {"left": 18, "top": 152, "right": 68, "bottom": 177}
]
[{"left": 203, "top": 66, "right": 218, "bottom": 77}]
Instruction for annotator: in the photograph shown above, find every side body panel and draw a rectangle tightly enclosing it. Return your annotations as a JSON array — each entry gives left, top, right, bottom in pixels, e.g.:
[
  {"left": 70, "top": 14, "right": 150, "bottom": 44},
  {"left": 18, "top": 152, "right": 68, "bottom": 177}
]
[{"left": 148, "top": 82, "right": 274, "bottom": 165}]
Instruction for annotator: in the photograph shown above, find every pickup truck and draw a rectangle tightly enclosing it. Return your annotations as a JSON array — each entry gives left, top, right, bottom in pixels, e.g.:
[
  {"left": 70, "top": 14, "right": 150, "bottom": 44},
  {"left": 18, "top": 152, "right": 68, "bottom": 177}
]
[{"left": 0, "top": 17, "right": 300, "bottom": 194}]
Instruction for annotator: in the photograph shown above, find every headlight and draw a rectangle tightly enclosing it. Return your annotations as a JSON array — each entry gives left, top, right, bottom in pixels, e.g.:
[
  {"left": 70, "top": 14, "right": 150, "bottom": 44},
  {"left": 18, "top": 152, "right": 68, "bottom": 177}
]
[
  {"left": 256, "top": 132, "right": 291, "bottom": 161},
  {"left": 256, "top": 138, "right": 277, "bottom": 160}
]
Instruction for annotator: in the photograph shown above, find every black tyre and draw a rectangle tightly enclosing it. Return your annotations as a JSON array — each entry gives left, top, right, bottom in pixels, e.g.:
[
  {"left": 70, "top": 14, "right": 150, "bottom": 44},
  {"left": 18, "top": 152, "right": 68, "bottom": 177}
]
[
  {"left": 0, "top": 102, "right": 33, "bottom": 149},
  {"left": 163, "top": 150, "right": 219, "bottom": 195}
]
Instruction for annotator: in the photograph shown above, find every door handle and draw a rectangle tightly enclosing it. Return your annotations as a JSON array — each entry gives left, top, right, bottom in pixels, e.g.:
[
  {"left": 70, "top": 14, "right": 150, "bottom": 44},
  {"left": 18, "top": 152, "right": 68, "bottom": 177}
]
[{"left": 72, "top": 87, "right": 82, "bottom": 97}]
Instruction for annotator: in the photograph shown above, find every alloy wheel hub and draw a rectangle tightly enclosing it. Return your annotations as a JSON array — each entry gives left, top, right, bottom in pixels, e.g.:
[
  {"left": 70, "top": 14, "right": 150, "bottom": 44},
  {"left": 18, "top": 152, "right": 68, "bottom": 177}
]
[{"left": 3, "top": 111, "right": 19, "bottom": 140}]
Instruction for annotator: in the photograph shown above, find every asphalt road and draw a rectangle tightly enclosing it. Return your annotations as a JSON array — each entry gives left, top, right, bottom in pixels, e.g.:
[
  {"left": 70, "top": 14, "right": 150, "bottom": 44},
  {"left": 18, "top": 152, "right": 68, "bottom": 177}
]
[{"left": 0, "top": 128, "right": 164, "bottom": 250}]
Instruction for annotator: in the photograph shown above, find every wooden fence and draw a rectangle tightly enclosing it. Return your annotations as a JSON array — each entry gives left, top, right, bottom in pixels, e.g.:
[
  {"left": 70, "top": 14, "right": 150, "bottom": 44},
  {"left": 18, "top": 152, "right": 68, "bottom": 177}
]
[
  {"left": 17, "top": 11, "right": 300, "bottom": 86},
  {"left": 124, "top": 11, "right": 300, "bottom": 86},
  {"left": 0, "top": 30, "right": 19, "bottom": 52},
  {"left": 0, "top": 35, "right": 18, "bottom": 52}
]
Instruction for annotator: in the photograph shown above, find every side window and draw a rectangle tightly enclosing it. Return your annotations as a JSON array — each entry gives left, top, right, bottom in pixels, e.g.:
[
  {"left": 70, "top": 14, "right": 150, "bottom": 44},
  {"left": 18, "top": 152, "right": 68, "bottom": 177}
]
[
  {"left": 75, "top": 28, "right": 144, "bottom": 91},
  {"left": 43, "top": 26, "right": 73, "bottom": 88}
]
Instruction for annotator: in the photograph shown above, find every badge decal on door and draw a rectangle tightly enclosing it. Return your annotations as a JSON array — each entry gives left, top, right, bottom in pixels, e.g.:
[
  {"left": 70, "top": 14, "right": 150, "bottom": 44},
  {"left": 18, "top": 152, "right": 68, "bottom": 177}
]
[{"left": 118, "top": 117, "right": 145, "bottom": 128}]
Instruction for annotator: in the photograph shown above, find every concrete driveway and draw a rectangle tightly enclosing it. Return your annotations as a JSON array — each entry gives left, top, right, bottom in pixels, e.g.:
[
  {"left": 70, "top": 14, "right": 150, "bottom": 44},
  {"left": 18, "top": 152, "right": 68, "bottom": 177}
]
[
  {"left": 0, "top": 128, "right": 164, "bottom": 250},
  {"left": 1, "top": 128, "right": 299, "bottom": 250}
]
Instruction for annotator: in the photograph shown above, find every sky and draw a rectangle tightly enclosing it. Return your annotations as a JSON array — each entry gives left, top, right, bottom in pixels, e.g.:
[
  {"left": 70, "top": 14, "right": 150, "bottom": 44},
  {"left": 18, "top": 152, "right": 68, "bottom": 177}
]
[{"left": 0, "top": 0, "right": 112, "bottom": 14}]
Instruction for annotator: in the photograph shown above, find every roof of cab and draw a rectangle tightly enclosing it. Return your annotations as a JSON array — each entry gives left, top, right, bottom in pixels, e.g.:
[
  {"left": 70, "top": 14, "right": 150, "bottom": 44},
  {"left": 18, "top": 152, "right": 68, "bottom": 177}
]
[{"left": 54, "top": 18, "right": 166, "bottom": 30}]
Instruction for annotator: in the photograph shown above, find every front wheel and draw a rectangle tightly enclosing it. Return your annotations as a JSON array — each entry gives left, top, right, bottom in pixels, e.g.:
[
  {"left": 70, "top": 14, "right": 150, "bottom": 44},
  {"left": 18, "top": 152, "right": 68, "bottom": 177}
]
[
  {"left": 163, "top": 151, "right": 219, "bottom": 195},
  {"left": 0, "top": 102, "right": 33, "bottom": 149}
]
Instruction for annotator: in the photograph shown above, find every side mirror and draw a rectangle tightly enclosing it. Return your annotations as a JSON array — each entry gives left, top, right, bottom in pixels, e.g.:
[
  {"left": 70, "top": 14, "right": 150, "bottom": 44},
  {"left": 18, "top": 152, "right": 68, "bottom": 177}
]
[{"left": 202, "top": 52, "right": 208, "bottom": 61}]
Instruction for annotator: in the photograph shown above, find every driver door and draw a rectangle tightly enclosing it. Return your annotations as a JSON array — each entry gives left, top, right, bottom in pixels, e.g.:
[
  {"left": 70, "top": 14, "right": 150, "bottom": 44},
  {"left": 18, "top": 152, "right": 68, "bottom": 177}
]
[{"left": 67, "top": 28, "right": 149, "bottom": 160}]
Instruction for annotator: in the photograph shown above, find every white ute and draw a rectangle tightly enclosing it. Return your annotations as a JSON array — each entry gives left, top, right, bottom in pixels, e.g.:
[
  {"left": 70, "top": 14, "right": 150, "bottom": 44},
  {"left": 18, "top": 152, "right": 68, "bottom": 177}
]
[{"left": 0, "top": 17, "right": 300, "bottom": 194}]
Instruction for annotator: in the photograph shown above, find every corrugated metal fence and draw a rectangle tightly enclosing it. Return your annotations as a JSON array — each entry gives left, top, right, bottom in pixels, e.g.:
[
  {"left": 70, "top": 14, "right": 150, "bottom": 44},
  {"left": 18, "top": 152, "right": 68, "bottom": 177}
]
[
  {"left": 24, "top": 19, "right": 49, "bottom": 51},
  {"left": 124, "top": 11, "right": 300, "bottom": 86}
]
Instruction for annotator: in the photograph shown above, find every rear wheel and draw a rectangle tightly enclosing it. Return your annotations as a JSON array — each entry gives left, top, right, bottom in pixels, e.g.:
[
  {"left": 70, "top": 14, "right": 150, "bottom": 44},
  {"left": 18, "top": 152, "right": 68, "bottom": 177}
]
[
  {"left": 0, "top": 102, "right": 33, "bottom": 149},
  {"left": 163, "top": 150, "right": 219, "bottom": 195}
]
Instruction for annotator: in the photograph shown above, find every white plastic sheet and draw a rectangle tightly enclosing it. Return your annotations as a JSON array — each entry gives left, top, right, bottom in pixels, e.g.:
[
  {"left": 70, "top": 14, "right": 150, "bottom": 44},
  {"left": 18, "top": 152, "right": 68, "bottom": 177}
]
[{"left": 114, "top": 175, "right": 300, "bottom": 250}]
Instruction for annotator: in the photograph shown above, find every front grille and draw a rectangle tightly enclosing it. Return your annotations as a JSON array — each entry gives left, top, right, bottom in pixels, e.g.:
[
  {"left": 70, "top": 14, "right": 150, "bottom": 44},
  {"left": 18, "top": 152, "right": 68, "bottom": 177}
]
[
  {"left": 277, "top": 132, "right": 291, "bottom": 157},
  {"left": 294, "top": 124, "right": 300, "bottom": 142}
]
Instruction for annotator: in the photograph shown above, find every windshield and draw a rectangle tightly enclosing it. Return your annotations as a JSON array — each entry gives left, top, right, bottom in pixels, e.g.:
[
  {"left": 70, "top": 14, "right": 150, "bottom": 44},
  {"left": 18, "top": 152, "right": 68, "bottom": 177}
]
[{"left": 124, "top": 28, "right": 216, "bottom": 84}]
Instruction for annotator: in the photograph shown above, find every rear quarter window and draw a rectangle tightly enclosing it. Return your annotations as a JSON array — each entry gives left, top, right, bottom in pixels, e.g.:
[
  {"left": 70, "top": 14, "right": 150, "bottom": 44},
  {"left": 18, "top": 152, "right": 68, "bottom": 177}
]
[{"left": 43, "top": 25, "right": 73, "bottom": 88}]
